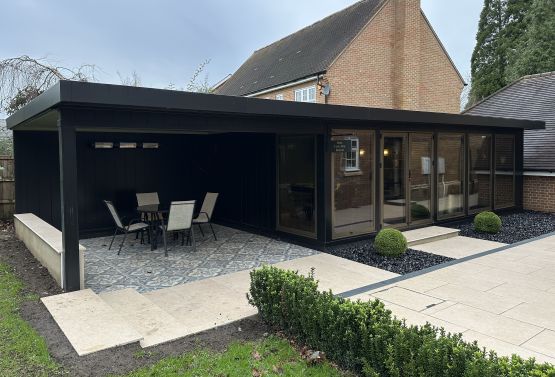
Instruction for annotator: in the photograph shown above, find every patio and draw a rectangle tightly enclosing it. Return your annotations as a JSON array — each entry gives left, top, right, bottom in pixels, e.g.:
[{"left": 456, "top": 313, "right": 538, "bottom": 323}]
[{"left": 81, "top": 224, "right": 319, "bottom": 293}]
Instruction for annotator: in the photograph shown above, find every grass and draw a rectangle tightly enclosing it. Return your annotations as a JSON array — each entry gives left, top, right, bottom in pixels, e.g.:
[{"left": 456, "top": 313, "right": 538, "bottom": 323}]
[
  {"left": 116, "top": 336, "right": 352, "bottom": 377},
  {"left": 0, "top": 263, "right": 62, "bottom": 376}
]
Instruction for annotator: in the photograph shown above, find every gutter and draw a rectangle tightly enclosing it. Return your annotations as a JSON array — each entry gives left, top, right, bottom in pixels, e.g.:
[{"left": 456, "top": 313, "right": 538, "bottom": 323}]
[
  {"left": 524, "top": 171, "right": 555, "bottom": 177},
  {"left": 245, "top": 75, "right": 321, "bottom": 98}
]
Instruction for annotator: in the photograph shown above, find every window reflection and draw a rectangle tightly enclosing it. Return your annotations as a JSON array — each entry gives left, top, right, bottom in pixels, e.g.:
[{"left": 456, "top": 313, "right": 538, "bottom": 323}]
[
  {"left": 495, "top": 134, "right": 515, "bottom": 208},
  {"left": 438, "top": 134, "right": 465, "bottom": 217},
  {"left": 469, "top": 134, "right": 492, "bottom": 212},
  {"left": 331, "top": 130, "right": 374, "bottom": 238}
]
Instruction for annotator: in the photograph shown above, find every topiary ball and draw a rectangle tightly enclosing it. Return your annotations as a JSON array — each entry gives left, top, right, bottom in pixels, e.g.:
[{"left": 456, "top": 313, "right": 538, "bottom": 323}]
[
  {"left": 411, "top": 203, "right": 431, "bottom": 220},
  {"left": 374, "top": 228, "right": 408, "bottom": 257},
  {"left": 474, "top": 211, "right": 502, "bottom": 234}
]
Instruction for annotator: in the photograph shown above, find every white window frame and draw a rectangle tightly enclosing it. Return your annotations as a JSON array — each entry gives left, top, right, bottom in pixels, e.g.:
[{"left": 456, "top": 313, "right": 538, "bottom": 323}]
[
  {"left": 275, "top": 94, "right": 284, "bottom": 100},
  {"left": 343, "top": 137, "right": 360, "bottom": 172},
  {"left": 294, "top": 86, "right": 316, "bottom": 103}
]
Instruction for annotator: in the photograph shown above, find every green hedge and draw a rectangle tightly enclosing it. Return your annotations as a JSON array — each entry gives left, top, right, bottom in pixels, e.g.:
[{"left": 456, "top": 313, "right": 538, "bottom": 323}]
[
  {"left": 248, "top": 266, "right": 555, "bottom": 377},
  {"left": 474, "top": 211, "right": 502, "bottom": 234},
  {"left": 374, "top": 228, "right": 407, "bottom": 257}
]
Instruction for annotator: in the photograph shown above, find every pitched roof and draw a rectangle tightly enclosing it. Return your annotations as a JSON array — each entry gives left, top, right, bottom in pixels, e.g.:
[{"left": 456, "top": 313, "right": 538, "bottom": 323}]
[
  {"left": 216, "top": 0, "right": 386, "bottom": 97},
  {"left": 465, "top": 71, "right": 555, "bottom": 171}
]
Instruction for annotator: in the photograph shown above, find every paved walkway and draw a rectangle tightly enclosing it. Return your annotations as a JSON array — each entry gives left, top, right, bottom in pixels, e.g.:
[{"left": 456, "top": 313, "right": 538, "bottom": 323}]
[
  {"left": 42, "top": 253, "right": 397, "bottom": 356},
  {"left": 348, "top": 234, "right": 555, "bottom": 364}
]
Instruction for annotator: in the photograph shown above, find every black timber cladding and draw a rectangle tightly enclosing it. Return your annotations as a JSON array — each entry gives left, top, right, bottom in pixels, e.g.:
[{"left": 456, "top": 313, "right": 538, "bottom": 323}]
[
  {"left": 465, "top": 72, "right": 555, "bottom": 171},
  {"left": 215, "top": 0, "right": 386, "bottom": 96}
]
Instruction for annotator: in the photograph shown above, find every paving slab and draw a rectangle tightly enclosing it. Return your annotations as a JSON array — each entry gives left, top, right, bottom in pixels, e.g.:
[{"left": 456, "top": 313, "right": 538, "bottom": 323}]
[
  {"left": 402, "top": 226, "right": 459, "bottom": 246},
  {"left": 99, "top": 288, "right": 190, "bottom": 347},
  {"left": 427, "top": 283, "right": 523, "bottom": 314},
  {"left": 522, "top": 330, "right": 555, "bottom": 359},
  {"left": 411, "top": 236, "right": 506, "bottom": 259},
  {"left": 273, "top": 253, "right": 398, "bottom": 294},
  {"left": 41, "top": 289, "right": 143, "bottom": 356},
  {"left": 463, "top": 330, "right": 555, "bottom": 364},
  {"left": 503, "top": 302, "right": 555, "bottom": 332},
  {"left": 371, "top": 287, "right": 444, "bottom": 312},
  {"left": 431, "top": 303, "right": 543, "bottom": 345}
]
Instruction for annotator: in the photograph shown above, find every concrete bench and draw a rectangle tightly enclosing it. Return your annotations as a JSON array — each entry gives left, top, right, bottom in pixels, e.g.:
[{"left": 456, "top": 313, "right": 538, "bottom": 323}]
[{"left": 14, "top": 213, "right": 86, "bottom": 290}]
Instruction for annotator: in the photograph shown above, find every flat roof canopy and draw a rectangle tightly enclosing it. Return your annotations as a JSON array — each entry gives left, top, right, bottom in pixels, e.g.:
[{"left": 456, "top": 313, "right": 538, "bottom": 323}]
[{"left": 7, "top": 80, "right": 545, "bottom": 132}]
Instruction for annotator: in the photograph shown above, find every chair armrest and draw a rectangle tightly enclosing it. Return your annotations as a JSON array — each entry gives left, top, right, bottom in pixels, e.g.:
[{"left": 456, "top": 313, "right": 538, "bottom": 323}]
[
  {"left": 198, "top": 211, "right": 211, "bottom": 220},
  {"left": 127, "top": 218, "right": 143, "bottom": 227}
]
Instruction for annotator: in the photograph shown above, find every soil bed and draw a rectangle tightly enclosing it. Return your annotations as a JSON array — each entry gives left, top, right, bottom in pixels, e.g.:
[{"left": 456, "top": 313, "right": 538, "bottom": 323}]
[
  {"left": 448, "top": 210, "right": 555, "bottom": 244},
  {"left": 325, "top": 242, "right": 454, "bottom": 275},
  {"left": 0, "top": 220, "right": 271, "bottom": 377}
]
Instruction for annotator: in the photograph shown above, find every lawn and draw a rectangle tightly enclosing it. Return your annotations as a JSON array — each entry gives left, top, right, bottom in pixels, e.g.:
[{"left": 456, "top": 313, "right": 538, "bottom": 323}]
[
  {"left": 115, "top": 336, "right": 351, "bottom": 377},
  {"left": 0, "top": 263, "right": 62, "bottom": 376}
]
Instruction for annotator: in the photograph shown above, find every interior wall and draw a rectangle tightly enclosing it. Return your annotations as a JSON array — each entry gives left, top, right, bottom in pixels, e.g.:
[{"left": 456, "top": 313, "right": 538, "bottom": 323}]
[
  {"left": 76, "top": 132, "right": 276, "bottom": 237},
  {"left": 14, "top": 131, "right": 61, "bottom": 228}
]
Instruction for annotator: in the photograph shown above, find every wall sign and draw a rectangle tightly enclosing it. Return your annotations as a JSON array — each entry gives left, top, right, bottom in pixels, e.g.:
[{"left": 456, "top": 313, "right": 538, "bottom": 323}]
[{"left": 331, "top": 140, "right": 350, "bottom": 153}]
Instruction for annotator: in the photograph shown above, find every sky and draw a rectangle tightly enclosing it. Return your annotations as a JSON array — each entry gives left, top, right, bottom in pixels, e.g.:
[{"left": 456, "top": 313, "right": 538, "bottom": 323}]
[{"left": 0, "top": 0, "right": 483, "bottom": 117}]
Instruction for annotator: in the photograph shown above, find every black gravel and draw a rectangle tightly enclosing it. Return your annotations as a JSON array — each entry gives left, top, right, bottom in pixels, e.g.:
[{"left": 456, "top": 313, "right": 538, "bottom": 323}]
[
  {"left": 447, "top": 210, "right": 555, "bottom": 244},
  {"left": 325, "top": 241, "right": 454, "bottom": 275}
]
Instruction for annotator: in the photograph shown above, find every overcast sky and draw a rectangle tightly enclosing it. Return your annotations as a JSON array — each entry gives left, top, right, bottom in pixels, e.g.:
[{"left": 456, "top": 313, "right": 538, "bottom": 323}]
[{"left": 1, "top": 0, "right": 483, "bottom": 117}]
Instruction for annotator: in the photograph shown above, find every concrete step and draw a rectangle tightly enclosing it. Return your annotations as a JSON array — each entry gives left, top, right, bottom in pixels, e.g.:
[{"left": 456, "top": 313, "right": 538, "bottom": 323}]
[
  {"left": 99, "top": 288, "right": 190, "bottom": 348},
  {"left": 402, "top": 226, "right": 459, "bottom": 247},
  {"left": 41, "top": 289, "right": 143, "bottom": 356}
]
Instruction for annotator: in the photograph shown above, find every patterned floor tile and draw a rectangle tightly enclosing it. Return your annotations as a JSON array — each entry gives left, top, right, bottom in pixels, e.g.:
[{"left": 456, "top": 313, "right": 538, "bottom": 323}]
[{"left": 81, "top": 224, "right": 319, "bottom": 293}]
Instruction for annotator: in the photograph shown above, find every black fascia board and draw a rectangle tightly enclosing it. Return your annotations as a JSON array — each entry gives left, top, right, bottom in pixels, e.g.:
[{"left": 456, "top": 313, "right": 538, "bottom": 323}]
[{"left": 7, "top": 80, "right": 546, "bottom": 131}]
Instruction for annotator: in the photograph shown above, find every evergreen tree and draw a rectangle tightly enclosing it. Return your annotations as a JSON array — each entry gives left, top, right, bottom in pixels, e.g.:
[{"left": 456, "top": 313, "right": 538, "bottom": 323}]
[
  {"left": 508, "top": 0, "right": 555, "bottom": 80},
  {"left": 469, "top": 0, "right": 507, "bottom": 105},
  {"left": 502, "top": 0, "right": 530, "bottom": 79}
]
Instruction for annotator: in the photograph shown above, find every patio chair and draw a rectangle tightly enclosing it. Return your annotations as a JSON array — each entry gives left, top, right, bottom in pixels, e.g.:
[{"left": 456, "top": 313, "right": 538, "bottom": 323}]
[
  {"left": 159, "top": 200, "right": 196, "bottom": 257},
  {"left": 193, "top": 192, "right": 219, "bottom": 240},
  {"left": 103, "top": 200, "right": 149, "bottom": 255},
  {"left": 136, "top": 192, "right": 164, "bottom": 221}
]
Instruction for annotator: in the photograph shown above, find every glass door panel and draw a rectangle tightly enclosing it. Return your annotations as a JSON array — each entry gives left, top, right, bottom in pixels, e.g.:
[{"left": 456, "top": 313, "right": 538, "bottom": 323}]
[
  {"left": 383, "top": 134, "right": 407, "bottom": 226},
  {"left": 469, "top": 134, "right": 492, "bottom": 212},
  {"left": 331, "top": 130, "right": 375, "bottom": 239},
  {"left": 409, "top": 134, "right": 433, "bottom": 223},
  {"left": 438, "top": 133, "right": 465, "bottom": 218},
  {"left": 277, "top": 135, "right": 316, "bottom": 237},
  {"left": 495, "top": 134, "right": 515, "bottom": 208}
]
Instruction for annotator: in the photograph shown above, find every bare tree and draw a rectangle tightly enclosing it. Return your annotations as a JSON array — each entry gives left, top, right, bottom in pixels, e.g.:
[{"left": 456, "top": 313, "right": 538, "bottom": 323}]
[
  {"left": 0, "top": 55, "right": 97, "bottom": 114},
  {"left": 0, "top": 120, "right": 12, "bottom": 156},
  {"left": 186, "top": 59, "right": 213, "bottom": 93},
  {"left": 117, "top": 70, "right": 142, "bottom": 87}
]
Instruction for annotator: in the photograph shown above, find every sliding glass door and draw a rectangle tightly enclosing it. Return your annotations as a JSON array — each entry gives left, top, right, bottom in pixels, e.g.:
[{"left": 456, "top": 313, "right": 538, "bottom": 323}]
[
  {"left": 437, "top": 133, "right": 465, "bottom": 218},
  {"left": 382, "top": 133, "right": 433, "bottom": 227},
  {"left": 277, "top": 135, "right": 317, "bottom": 237},
  {"left": 383, "top": 134, "right": 408, "bottom": 226}
]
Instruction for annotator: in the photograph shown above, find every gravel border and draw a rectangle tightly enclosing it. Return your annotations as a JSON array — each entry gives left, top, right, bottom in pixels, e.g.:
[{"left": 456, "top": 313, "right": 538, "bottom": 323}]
[
  {"left": 447, "top": 210, "right": 555, "bottom": 244},
  {"left": 325, "top": 241, "right": 454, "bottom": 275}
]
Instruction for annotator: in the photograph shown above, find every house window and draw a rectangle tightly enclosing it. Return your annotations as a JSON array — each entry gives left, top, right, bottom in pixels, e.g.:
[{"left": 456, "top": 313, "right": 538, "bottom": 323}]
[
  {"left": 294, "top": 86, "right": 316, "bottom": 103},
  {"left": 344, "top": 137, "right": 360, "bottom": 171},
  {"left": 275, "top": 94, "right": 284, "bottom": 100}
]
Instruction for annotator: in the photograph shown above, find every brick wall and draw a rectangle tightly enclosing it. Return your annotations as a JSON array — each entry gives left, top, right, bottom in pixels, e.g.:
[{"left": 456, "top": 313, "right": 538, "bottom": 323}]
[
  {"left": 254, "top": 0, "right": 463, "bottom": 113},
  {"left": 524, "top": 176, "right": 555, "bottom": 212}
]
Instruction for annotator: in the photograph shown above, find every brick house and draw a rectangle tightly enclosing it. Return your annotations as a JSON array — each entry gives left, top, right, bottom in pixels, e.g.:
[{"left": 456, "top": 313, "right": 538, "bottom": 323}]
[
  {"left": 215, "top": 0, "right": 465, "bottom": 114},
  {"left": 465, "top": 72, "right": 555, "bottom": 213}
]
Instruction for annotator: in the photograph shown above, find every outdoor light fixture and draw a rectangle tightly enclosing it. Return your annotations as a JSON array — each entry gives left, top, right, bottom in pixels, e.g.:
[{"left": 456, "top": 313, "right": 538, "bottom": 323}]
[
  {"left": 118, "top": 142, "right": 137, "bottom": 149},
  {"left": 383, "top": 149, "right": 390, "bottom": 157},
  {"left": 94, "top": 142, "right": 114, "bottom": 149},
  {"left": 141, "top": 143, "right": 159, "bottom": 149},
  {"left": 359, "top": 148, "right": 366, "bottom": 157}
]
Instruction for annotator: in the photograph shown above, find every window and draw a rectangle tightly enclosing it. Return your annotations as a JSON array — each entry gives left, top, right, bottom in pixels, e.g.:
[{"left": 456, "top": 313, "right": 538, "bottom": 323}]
[
  {"left": 495, "top": 134, "right": 515, "bottom": 208},
  {"left": 344, "top": 137, "right": 360, "bottom": 171},
  {"left": 437, "top": 133, "right": 465, "bottom": 218},
  {"left": 294, "top": 86, "right": 316, "bottom": 103},
  {"left": 275, "top": 94, "right": 284, "bottom": 100}
]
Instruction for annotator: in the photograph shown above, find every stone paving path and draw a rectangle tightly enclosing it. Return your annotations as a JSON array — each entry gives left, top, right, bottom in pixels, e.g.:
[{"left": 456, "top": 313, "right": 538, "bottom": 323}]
[{"left": 348, "top": 234, "right": 555, "bottom": 364}]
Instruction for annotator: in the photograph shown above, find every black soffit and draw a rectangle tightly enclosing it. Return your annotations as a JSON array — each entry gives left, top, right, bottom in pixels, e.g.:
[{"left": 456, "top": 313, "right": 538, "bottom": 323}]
[{"left": 6, "top": 81, "right": 545, "bottom": 131}]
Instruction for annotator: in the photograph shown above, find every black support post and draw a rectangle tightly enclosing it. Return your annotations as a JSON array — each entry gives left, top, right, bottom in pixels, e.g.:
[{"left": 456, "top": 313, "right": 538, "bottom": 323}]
[{"left": 58, "top": 112, "right": 81, "bottom": 291}]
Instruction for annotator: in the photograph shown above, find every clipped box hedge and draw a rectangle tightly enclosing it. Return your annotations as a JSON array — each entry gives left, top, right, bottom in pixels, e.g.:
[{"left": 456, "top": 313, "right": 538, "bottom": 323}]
[{"left": 248, "top": 266, "right": 555, "bottom": 377}]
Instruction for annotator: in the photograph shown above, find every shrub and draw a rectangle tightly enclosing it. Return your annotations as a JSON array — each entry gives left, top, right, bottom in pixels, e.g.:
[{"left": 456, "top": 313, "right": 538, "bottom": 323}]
[
  {"left": 374, "top": 228, "right": 407, "bottom": 257},
  {"left": 248, "top": 266, "right": 555, "bottom": 377},
  {"left": 474, "top": 211, "right": 502, "bottom": 234},
  {"left": 411, "top": 203, "right": 431, "bottom": 220}
]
